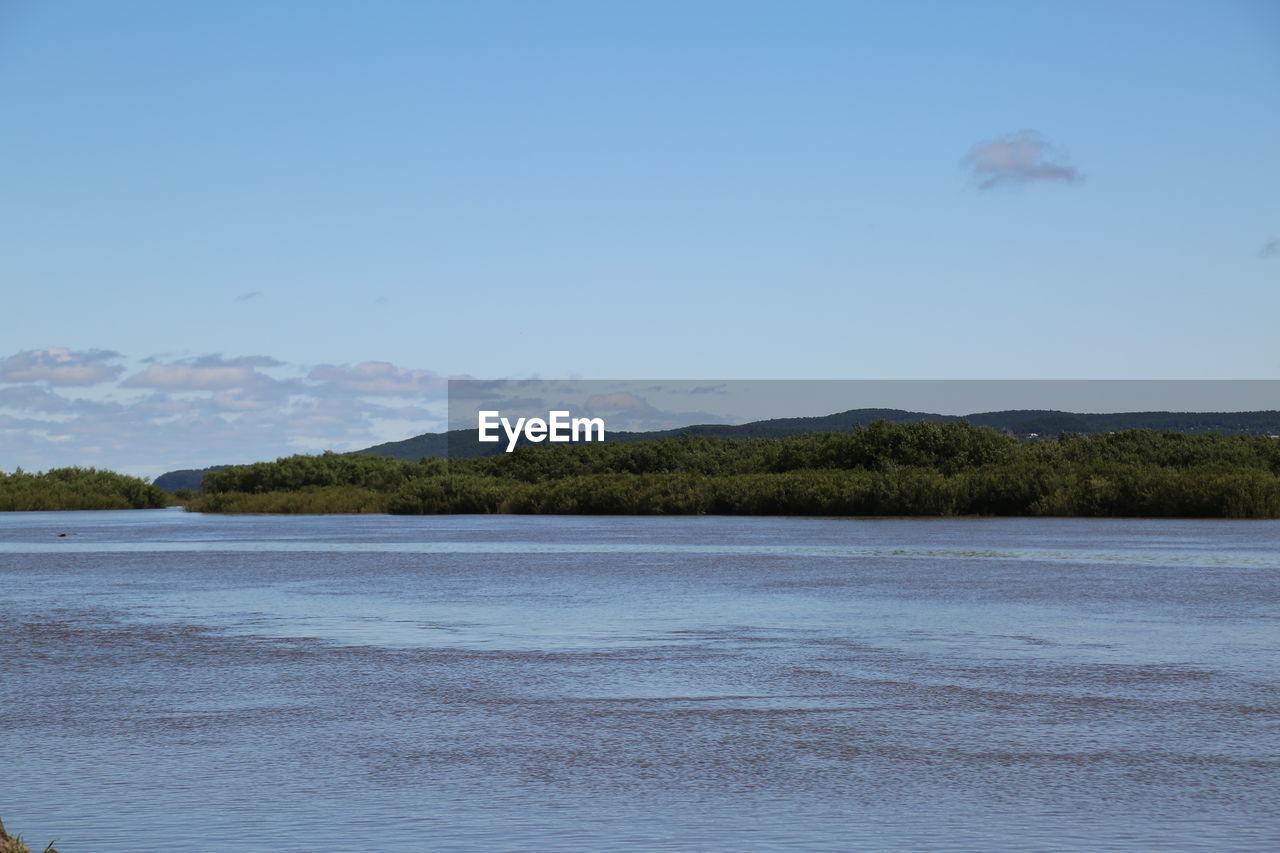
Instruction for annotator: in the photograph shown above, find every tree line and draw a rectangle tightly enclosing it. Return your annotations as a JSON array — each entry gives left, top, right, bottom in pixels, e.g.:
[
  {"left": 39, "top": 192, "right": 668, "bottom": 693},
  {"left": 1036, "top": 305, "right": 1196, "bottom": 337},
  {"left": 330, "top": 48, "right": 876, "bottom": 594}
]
[{"left": 187, "top": 422, "right": 1280, "bottom": 518}]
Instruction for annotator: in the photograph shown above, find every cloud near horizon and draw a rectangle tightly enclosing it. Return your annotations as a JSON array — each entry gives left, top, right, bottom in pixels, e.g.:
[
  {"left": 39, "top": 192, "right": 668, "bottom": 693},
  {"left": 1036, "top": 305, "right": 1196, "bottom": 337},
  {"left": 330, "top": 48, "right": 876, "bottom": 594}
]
[
  {"left": 963, "top": 130, "right": 1083, "bottom": 190},
  {"left": 308, "top": 362, "right": 446, "bottom": 396},
  {"left": 583, "top": 392, "right": 650, "bottom": 413},
  {"left": 0, "top": 349, "right": 452, "bottom": 476},
  {"left": 0, "top": 347, "right": 124, "bottom": 386}
]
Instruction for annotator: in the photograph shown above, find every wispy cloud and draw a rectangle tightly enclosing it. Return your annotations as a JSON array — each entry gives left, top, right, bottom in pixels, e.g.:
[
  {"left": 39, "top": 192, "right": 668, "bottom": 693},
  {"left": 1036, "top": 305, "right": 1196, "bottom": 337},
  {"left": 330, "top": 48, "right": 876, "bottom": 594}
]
[
  {"left": 235, "top": 290, "right": 263, "bottom": 302},
  {"left": 0, "top": 347, "right": 124, "bottom": 386},
  {"left": 584, "top": 392, "right": 650, "bottom": 413},
  {"left": 962, "top": 130, "right": 1082, "bottom": 190},
  {"left": 308, "top": 362, "right": 445, "bottom": 396},
  {"left": 1261, "top": 238, "right": 1278, "bottom": 258}
]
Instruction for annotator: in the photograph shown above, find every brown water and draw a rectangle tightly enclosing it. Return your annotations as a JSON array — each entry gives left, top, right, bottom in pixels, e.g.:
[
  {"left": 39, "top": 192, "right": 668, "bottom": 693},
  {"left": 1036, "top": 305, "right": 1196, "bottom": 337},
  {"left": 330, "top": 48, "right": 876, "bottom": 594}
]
[{"left": 2, "top": 510, "right": 1278, "bottom": 851}]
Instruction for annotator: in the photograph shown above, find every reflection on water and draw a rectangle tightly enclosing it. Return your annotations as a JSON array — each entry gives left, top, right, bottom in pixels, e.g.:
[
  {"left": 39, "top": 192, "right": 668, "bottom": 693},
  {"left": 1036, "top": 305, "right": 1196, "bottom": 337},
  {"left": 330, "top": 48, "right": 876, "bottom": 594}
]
[{"left": 1, "top": 511, "right": 1277, "bottom": 851}]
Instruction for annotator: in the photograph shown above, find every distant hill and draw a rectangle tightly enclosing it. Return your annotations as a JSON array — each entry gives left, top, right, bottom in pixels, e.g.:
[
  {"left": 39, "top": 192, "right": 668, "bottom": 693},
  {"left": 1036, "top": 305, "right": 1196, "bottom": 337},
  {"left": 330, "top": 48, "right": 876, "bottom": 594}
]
[
  {"left": 354, "top": 408, "right": 1280, "bottom": 461},
  {"left": 153, "top": 465, "right": 228, "bottom": 492},
  {"left": 359, "top": 432, "right": 452, "bottom": 460}
]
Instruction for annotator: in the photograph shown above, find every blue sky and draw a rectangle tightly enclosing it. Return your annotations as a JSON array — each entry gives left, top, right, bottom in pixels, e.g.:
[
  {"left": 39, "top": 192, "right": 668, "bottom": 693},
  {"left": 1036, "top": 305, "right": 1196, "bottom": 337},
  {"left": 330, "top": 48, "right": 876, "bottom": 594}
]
[{"left": 1, "top": 1, "right": 1278, "bottom": 474}]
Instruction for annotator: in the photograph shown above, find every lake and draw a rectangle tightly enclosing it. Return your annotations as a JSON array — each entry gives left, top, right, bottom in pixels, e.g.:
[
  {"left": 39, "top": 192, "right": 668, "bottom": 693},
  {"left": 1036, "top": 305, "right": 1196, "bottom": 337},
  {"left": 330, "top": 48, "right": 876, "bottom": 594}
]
[{"left": 1, "top": 510, "right": 1277, "bottom": 851}]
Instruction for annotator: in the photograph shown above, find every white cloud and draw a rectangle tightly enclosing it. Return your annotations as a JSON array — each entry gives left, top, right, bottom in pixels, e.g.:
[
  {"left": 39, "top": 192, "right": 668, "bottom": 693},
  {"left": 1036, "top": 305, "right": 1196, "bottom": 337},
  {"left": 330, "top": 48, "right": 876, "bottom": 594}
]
[
  {"left": 122, "top": 354, "right": 289, "bottom": 391},
  {"left": 962, "top": 130, "right": 1082, "bottom": 190},
  {"left": 124, "top": 364, "right": 258, "bottom": 390}
]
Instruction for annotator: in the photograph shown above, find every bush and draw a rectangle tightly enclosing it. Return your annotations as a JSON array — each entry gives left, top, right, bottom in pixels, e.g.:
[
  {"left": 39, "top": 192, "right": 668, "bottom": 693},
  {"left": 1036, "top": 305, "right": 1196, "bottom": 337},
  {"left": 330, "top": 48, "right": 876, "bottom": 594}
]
[{"left": 0, "top": 467, "right": 169, "bottom": 511}]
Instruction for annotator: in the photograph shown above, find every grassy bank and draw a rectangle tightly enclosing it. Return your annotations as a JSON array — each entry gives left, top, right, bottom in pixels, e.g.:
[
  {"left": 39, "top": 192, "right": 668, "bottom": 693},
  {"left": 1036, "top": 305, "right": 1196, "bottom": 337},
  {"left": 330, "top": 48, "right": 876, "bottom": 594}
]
[
  {"left": 186, "top": 423, "right": 1280, "bottom": 518},
  {"left": 0, "top": 816, "right": 57, "bottom": 853}
]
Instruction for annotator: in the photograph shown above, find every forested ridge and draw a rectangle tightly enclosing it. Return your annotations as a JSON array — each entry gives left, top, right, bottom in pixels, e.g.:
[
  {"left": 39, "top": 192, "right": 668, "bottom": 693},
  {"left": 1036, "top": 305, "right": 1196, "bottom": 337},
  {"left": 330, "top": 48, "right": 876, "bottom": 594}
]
[
  {"left": 188, "top": 422, "right": 1280, "bottom": 518},
  {"left": 355, "top": 408, "right": 1280, "bottom": 461}
]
